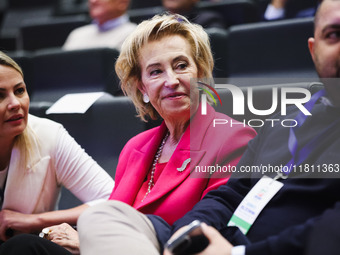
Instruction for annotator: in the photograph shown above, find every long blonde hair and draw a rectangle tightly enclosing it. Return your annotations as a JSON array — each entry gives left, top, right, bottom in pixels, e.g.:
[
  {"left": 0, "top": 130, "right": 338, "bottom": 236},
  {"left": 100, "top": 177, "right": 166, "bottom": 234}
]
[
  {"left": 0, "top": 51, "right": 35, "bottom": 170},
  {"left": 115, "top": 13, "right": 214, "bottom": 122}
]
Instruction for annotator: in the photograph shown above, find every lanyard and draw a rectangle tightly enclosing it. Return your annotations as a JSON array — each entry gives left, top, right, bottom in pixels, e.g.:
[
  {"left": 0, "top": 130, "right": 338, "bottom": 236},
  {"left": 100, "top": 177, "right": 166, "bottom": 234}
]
[
  {"left": 228, "top": 89, "right": 335, "bottom": 234},
  {"left": 282, "top": 89, "right": 340, "bottom": 175}
]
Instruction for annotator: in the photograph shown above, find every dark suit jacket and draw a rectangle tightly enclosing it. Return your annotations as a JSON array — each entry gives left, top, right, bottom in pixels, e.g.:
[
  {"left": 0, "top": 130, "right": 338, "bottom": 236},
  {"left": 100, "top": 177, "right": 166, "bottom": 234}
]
[
  {"left": 306, "top": 202, "right": 340, "bottom": 255},
  {"left": 153, "top": 103, "right": 340, "bottom": 254}
]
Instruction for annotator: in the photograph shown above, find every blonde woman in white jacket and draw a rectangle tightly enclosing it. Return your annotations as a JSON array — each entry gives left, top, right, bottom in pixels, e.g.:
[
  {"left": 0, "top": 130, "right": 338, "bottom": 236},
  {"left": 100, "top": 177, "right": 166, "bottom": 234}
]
[{"left": 0, "top": 51, "right": 114, "bottom": 250}]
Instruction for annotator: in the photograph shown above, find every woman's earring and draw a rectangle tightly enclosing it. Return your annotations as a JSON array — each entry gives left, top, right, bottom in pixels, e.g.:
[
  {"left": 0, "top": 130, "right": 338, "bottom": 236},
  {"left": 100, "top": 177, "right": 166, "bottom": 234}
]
[{"left": 143, "top": 93, "right": 150, "bottom": 103}]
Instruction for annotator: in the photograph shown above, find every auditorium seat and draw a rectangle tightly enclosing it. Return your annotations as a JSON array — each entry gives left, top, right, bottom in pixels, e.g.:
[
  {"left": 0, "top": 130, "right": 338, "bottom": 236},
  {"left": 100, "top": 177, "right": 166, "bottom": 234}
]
[
  {"left": 53, "top": 0, "right": 88, "bottom": 16},
  {"left": 199, "top": 0, "right": 260, "bottom": 28},
  {"left": 128, "top": 6, "right": 163, "bottom": 24},
  {"left": 129, "top": 0, "right": 162, "bottom": 10},
  {"left": 129, "top": 0, "right": 260, "bottom": 26},
  {"left": 225, "top": 17, "right": 319, "bottom": 85},
  {"left": 206, "top": 27, "right": 229, "bottom": 78},
  {"left": 0, "top": 0, "right": 57, "bottom": 51},
  {"left": 0, "top": 1, "right": 6, "bottom": 32},
  {"left": 48, "top": 93, "right": 148, "bottom": 175},
  {"left": 29, "top": 92, "right": 161, "bottom": 209},
  {"left": 28, "top": 47, "right": 121, "bottom": 103},
  {"left": 17, "top": 15, "right": 90, "bottom": 51},
  {"left": 35, "top": 94, "right": 148, "bottom": 208}
]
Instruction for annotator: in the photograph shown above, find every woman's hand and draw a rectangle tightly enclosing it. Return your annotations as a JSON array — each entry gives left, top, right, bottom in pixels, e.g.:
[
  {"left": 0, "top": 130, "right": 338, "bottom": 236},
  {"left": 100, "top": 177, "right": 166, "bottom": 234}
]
[
  {"left": 43, "top": 223, "right": 80, "bottom": 255},
  {"left": 0, "top": 209, "right": 39, "bottom": 241}
]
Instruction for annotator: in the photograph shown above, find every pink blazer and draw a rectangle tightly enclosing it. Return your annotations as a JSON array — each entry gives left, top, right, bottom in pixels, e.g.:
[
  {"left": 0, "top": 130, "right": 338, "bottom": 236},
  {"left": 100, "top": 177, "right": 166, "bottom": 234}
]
[{"left": 109, "top": 104, "right": 256, "bottom": 225}]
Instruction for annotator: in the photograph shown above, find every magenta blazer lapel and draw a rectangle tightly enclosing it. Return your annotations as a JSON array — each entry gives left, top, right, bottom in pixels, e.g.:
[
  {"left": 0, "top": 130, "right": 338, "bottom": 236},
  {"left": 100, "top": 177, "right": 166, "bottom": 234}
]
[
  {"left": 136, "top": 104, "right": 216, "bottom": 208},
  {"left": 138, "top": 128, "right": 192, "bottom": 207}
]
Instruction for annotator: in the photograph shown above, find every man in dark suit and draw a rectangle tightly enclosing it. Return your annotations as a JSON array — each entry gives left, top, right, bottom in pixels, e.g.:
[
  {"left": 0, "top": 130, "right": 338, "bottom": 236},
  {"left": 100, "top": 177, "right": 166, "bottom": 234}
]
[
  {"left": 306, "top": 203, "right": 340, "bottom": 255},
  {"left": 161, "top": 0, "right": 340, "bottom": 254}
]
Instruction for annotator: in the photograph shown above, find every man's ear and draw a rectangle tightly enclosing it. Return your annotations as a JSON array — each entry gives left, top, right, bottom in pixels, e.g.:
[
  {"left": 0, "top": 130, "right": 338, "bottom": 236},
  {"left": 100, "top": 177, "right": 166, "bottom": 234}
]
[{"left": 308, "top": 37, "right": 316, "bottom": 62}]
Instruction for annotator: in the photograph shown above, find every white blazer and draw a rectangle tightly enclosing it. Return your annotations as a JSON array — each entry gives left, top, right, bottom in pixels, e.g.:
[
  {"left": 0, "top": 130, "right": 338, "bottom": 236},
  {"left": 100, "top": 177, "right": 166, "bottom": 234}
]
[{"left": 3, "top": 115, "right": 114, "bottom": 214}]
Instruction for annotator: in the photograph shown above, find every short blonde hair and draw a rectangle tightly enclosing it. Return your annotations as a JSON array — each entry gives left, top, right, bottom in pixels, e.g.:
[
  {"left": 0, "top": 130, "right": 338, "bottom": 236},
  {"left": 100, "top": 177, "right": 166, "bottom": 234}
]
[
  {"left": 115, "top": 13, "right": 214, "bottom": 121},
  {"left": 0, "top": 51, "right": 34, "bottom": 170}
]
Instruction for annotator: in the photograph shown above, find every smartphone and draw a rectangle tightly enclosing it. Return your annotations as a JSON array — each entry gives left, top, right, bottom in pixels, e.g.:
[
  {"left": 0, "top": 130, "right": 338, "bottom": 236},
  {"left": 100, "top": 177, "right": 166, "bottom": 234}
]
[{"left": 164, "top": 220, "right": 209, "bottom": 255}]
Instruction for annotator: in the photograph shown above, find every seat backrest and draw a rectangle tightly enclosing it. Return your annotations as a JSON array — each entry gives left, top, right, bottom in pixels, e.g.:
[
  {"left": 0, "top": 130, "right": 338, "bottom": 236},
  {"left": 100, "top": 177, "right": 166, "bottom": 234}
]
[
  {"left": 32, "top": 94, "right": 148, "bottom": 209},
  {"left": 29, "top": 93, "right": 162, "bottom": 209},
  {"left": 130, "top": 0, "right": 162, "bottom": 9},
  {"left": 29, "top": 47, "right": 120, "bottom": 102},
  {"left": 8, "top": 0, "right": 57, "bottom": 8},
  {"left": 0, "top": 2, "right": 56, "bottom": 51},
  {"left": 198, "top": 0, "right": 260, "bottom": 28},
  {"left": 53, "top": 0, "right": 88, "bottom": 16},
  {"left": 44, "top": 94, "right": 147, "bottom": 174},
  {"left": 128, "top": 6, "right": 163, "bottom": 24},
  {"left": 206, "top": 27, "right": 229, "bottom": 78},
  {"left": 17, "top": 15, "right": 90, "bottom": 51},
  {"left": 129, "top": 0, "right": 259, "bottom": 26},
  {"left": 226, "top": 17, "right": 318, "bottom": 83}
]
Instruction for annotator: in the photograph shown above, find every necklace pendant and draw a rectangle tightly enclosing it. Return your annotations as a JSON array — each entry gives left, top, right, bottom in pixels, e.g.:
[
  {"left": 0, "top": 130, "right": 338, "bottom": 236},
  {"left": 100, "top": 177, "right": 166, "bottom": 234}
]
[{"left": 177, "top": 158, "right": 191, "bottom": 172}]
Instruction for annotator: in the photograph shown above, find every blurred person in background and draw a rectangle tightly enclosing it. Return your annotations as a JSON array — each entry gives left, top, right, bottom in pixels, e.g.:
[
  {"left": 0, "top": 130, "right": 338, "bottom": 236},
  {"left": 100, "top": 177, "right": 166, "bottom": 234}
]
[{"left": 63, "top": 0, "right": 137, "bottom": 50}]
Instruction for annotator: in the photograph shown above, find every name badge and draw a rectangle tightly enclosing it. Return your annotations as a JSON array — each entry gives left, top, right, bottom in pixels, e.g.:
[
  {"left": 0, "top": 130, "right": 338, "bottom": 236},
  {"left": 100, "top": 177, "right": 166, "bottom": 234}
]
[{"left": 227, "top": 176, "right": 284, "bottom": 235}]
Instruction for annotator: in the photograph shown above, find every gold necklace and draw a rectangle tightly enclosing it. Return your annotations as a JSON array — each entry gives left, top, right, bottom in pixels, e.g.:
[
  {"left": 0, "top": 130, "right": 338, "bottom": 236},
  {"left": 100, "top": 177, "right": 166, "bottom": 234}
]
[{"left": 141, "top": 131, "right": 169, "bottom": 202}]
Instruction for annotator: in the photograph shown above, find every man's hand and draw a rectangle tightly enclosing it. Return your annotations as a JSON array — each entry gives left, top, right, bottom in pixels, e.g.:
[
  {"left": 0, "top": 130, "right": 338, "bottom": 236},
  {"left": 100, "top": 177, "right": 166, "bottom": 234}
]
[
  {"left": 196, "top": 223, "right": 233, "bottom": 255},
  {"left": 163, "top": 225, "right": 190, "bottom": 255},
  {"left": 164, "top": 223, "right": 233, "bottom": 255}
]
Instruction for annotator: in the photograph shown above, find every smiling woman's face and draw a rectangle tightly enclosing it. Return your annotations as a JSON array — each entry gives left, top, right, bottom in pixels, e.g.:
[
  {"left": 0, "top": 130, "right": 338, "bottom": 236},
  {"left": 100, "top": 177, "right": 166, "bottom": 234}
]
[
  {"left": 0, "top": 64, "right": 29, "bottom": 141},
  {"left": 138, "top": 35, "right": 199, "bottom": 122}
]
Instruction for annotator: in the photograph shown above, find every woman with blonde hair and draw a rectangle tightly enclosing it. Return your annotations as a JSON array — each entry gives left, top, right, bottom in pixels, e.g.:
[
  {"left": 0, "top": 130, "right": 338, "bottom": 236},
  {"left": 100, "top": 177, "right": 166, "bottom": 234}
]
[
  {"left": 0, "top": 51, "right": 114, "bottom": 249},
  {"left": 76, "top": 13, "right": 255, "bottom": 255}
]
